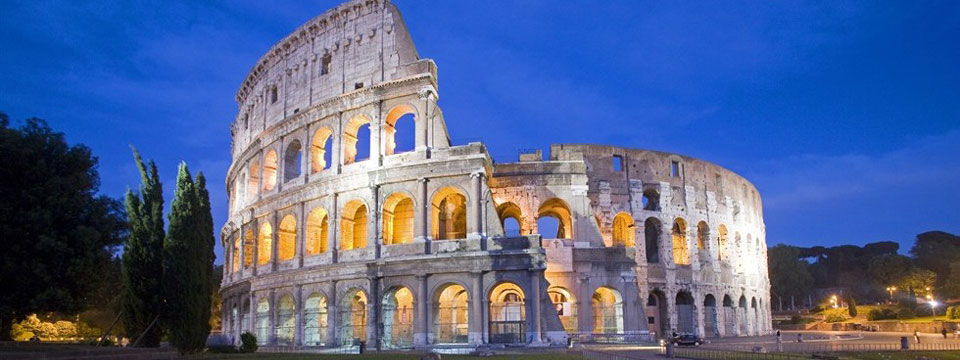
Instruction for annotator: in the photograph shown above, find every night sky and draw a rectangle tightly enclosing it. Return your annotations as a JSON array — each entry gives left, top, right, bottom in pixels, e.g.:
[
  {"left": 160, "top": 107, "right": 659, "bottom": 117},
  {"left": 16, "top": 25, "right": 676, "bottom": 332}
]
[{"left": 2, "top": 1, "right": 958, "bottom": 263}]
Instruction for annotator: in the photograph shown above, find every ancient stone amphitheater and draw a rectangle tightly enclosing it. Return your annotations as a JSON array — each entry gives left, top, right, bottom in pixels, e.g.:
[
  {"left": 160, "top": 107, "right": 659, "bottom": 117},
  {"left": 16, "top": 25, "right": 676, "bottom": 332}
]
[{"left": 219, "top": 0, "right": 771, "bottom": 351}]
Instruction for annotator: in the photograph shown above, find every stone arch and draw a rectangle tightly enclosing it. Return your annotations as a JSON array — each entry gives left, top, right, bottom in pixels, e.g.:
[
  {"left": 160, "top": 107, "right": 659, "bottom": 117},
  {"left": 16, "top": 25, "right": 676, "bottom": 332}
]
[
  {"left": 232, "top": 233, "right": 241, "bottom": 272},
  {"left": 592, "top": 286, "right": 624, "bottom": 334},
  {"left": 341, "top": 199, "right": 368, "bottom": 250},
  {"left": 303, "top": 292, "right": 329, "bottom": 346},
  {"left": 343, "top": 114, "right": 371, "bottom": 164},
  {"left": 247, "top": 159, "right": 260, "bottom": 199},
  {"left": 750, "top": 296, "right": 758, "bottom": 335},
  {"left": 339, "top": 288, "right": 368, "bottom": 344},
  {"left": 306, "top": 207, "right": 328, "bottom": 255},
  {"left": 382, "top": 192, "right": 415, "bottom": 245},
  {"left": 722, "top": 294, "right": 736, "bottom": 336},
  {"left": 433, "top": 282, "right": 469, "bottom": 344},
  {"left": 675, "top": 291, "right": 695, "bottom": 334},
  {"left": 241, "top": 297, "right": 250, "bottom": 334},
  {"left": 496, "top": 201, "right": 524, "bottom": 236},
  {"left": 243, "top": 228, "right": 254, "bottom": 267},
  {"left": 717, "top": 225, "right": 728, "bottom": 261},
  {"left": 262, "top": 149, "right": 278, "bottom": 191},
  {"left": 381, "top": 286, "right": 415, "bottom": 348},
  {"left": 384, "top": 104, "right": 416, "bottom": 155},
  {"left": 642, "top": 188, "right": 660, "bottom": 211},
  {"left": 283, "top": 139, "right": 302, "bottom": 182},
  {"left": 256, "top": 297, "right": 271, "bottom": 345},
  {"left": 672, "top": 218, "right": 690, "bottom": 265},
  {"left": 738, "top": 295, "right": 749, "bottom": 335},
  {"left": 310, "top": 127, "right": 333, "bottom": 173},
  {"left": 645, "top": 217, "right": 662, "bottom": 263},
  {"left": 431, "top": 186, "right": 467, "bottom": 240},
  {"left": 612, "top": 212, "right": 635, "bottom": 247},
  {"left": 537, "top": 198, "right": 572, "bottom": 239},
  {"left": 646, "top": 289, "right": 669, "bottom": 336},
  {"left": 275, "top": 293, "right": 296, "bottom": 345},
  {"left": 278, "top": 215, "right": 296, "bottom": 262},
  {"left": 548, "top": 286, "right": 577, "bottom": 334},
  {"left": 257, "top": 222, "right": 273, "bottom": 266},
  {"left": 703, "top": 294, "right": 718, "bottom": 337},
  {"left": 489, "top": 282, "right": 526, "bottom": 344}
]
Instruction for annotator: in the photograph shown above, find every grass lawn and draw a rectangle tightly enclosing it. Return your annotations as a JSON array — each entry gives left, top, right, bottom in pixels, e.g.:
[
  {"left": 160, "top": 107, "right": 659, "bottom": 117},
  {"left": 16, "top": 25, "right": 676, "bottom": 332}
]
[
  {"left": 840, "top": 351, "right": 960, "bottom": 360},
  {"left": 187, "top": 352, "right": 586, "bottom": 360}
]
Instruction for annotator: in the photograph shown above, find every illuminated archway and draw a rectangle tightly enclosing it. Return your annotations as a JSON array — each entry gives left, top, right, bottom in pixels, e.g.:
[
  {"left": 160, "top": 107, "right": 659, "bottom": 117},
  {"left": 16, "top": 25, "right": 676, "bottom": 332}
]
[
  {"left": 247, "top": 160, "right": 260, "bottom": 199},
  {"left": 717, "top": 225, "right": 728, "bottom": 261},
  {"left": 306, "top": 207, "right": 329, "bottom": 255},
  {"left": 276, "top": 294, "right": 295, "bottom": 345},
  {"left": 256, "top": 297, "right": 270, "bottom": 345},
  {"left": 548, "top": 286, "right": 577, "bottom": 334},
  {"left": 257, "top": 222, "right": 273, "bottom": 266},
  {"left": 592, "top": 287, "right": 623, "bottom": 334},
  {"left": 343, "top": 115, "right": 371, "bottom": 164},
  {"left": 431, "top": 187, "right": 467, "bottom": 240},
  {"left": 384, "top": 104, "right": 416, "bottom": 155},
  {"left": 339, "top": 289, "right": 368, "bottom": 343},
  {"left": 243, "top": 228, "right": 254, "bottom": 268},
  {"left": 537, "top": 198, "right": 572, "bottom": 239},
  {"left": 489, "top": 282, "right": 525, "bottom": 344},
  {"left": 310, "top": 127, "right": 333, "bottom": 173},
  {"left": 612, "top": 212, "right": 635, "bottom": 247},
  {"left": 262, "top": 149, "right": 278, "bottom": 191},
  {"left": 303, "top": 292, "right": 328, "bottom": 346},
  {"left": 704, "top": 294, "right": 718, "bottom": 336},
  {"left": 672, "top": 218, "right": 690, "bottom": 265},
  {"left": 382, "top": 193, "right": 415, "bottom": 245},
  {"left": 232, "top": 234, "right": 241, "bottom": 272},
  {"left": 496, "top": 202, "right": 524, "bottom": 236},
  {"left": 434, "top": 283, "right": 469, "bottom": 343},
  {"left": 278, "top": 215, "right": 296, "bottom": 262},
  {"left": 722, "top": 295, "right": 736, "bottom": 336},
  {"left": 340, "top": 200, "right": 367, "bottom": 250},
  {"left": 381, "top": 286, "right": 414, "bottom": 348}
]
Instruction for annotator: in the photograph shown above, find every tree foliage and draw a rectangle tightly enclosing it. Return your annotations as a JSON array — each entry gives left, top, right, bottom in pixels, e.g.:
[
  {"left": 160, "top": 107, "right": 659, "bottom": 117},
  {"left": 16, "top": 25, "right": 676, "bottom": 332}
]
[
  {"left": 910, "top": 231, "right": 960, "bottom": 291},
  {"left": 0, "top": 113, "right": 126, "bottom": 340},
  {"left": 768, "top": 244, "right": 812, "bottom": 304},
  {"left": 121, "top": 148, "right": 165, "bottom": 346},
  {"left": 162, "top": 164, "right": 215, "bottom": 354}
]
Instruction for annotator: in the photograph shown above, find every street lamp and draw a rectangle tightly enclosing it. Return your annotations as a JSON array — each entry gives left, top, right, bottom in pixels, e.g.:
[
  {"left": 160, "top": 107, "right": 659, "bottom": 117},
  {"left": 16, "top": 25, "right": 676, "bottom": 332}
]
[
  {"left": 830, "top": 295, "right": 838, "bottom": 309},
  {"left": 929, "top": 300, "right": 939, "bottom": 318},
  {"left": 886, "top": 286, "right": 896, "bottom": 303}
]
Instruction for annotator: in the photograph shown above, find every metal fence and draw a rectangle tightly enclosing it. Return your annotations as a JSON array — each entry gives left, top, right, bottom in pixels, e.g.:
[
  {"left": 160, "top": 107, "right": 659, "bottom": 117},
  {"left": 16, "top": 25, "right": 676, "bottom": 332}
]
[{"left": 702, "top": 341, "right": 960, "bottom": 353}]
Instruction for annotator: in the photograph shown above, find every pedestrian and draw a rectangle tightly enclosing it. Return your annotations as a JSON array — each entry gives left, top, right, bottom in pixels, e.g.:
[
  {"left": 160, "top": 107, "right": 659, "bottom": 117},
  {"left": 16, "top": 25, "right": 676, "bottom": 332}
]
[
  {"left": 914, "top": 330, "right": 920, "bottom": 344},
  {"left": 797, "top": 333, "right": 803, "bottom": 343},
  {"left": 776, "top": 330, "right": 782, "bottom": 342},
  {"left": 942, "top": 328, "right": 948, "bottom": 339}
]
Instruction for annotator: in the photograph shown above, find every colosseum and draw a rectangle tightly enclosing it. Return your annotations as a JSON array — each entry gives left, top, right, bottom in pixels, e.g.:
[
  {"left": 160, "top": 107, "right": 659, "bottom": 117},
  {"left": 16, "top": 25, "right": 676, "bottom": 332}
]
[{"left": 219, "top": 0, "right": 771, "bottom": 351}]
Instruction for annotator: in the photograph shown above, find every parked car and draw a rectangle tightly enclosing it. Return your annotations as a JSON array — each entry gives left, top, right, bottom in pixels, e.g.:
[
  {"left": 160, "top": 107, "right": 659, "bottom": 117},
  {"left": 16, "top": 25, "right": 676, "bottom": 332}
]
[{"left": 671, "top": 333, "right": 704, "bottom": 346}]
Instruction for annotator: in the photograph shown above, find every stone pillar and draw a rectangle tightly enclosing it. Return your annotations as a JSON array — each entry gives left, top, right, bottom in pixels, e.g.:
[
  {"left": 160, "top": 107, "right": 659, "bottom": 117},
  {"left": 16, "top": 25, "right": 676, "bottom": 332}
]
[
  {"left": 295, "top": 285, "right": 304, "bottom": 346},
  {"left": 331, "top": 193, "right": 339, "bottom": 263},
  {"left": 371, "top": 185, "right": 381, "bottom": 259},
  {"left": 576, "top": 275, "right": 590, "bottom": 336},
  {"left": 622, "top": 275, "right": 640, "bottom": 334},
  {"left": 328, "top": 281, "right": 339, "bottom": 346},
  {"left": 415, "top": 178, "right": 431, "bottom": 248},
  {"left": 469, "top": 272, "right": 483, "bottom": 344},
  {"left": 414, "top": 275, "right": 429, "bottom": 346},
  {"left": 271, "top": 211, "right": 279, "bottom": 271},
  {"left": 368, "top": 278, "right": 380, "bottom": 347},
  {"left": 334, "top": 112, "right": 343, "bottom": 174},
  {"left": 416, "top": 89, "right": 432, "bottom": 152},
  {"left": 239, "top": 225, "right": 246, "bottom": 273},
  {"left": 530, "top": 270, "right": 543, "bottom": 343},
  {"left": 370, "top": 121, "right": 382, "bottom": 167},
  {"left": 296, "top": 202, "right": 305, "bottom": 268},
  {"left": 467, "top": 172, "right": 483, "bottom": 241},
  {"left": 269, "top": 290, "right": 277, "bottom": 345},
  {"left": 251, "top": 218, "right": 260, "bottom": 276}
]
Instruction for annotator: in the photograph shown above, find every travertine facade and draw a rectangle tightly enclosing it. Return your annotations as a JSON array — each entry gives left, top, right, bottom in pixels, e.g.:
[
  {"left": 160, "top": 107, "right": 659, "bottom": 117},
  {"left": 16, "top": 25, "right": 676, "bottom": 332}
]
[{"left": 219, "top": 0, "right": 771, "bottom": 351}]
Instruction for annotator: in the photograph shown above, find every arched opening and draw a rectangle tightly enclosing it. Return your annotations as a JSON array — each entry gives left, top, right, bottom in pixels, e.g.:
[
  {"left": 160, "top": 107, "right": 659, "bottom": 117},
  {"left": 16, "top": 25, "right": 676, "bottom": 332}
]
[
  {"left": 548, "top": 287, "right": 577, "bottom": 334},
  {"left": 241, "top": 298, "right": 250, "bottom": 334},
  {"left": 750, "top": 297, "right": 758, "bottom": 335},
  {"left": 303, "top": 292, "right": 328, "bottom": 346},
  {"left": 385, "top": 105, "right": 416, "bottom": 155},
  {"left": 612, "top": 212, "right": 635, "bottom": 247},
  {"left": 382, "top": 286, "right": 414, "bottom": 348},
  {"left": 243, "top": 228, "right": 254, "bottom": 268},
  {"left": 382, "top": 193, "right": 414, "bottom": 245},
  {"left": 717, "top": 225, "right": 728, "bottom": 261},
  {"left": 676, "top": 291, "right": 695, "bottom": 334},
  {"left": 672, "top": 218, "right": 690, "bottom": 265},
  {"left": 283, "top": 140, "right": 302, "bottom": 182},
  {"left": 343, "top": 115, "right": 371, "bottom": 164},
  {"left": 431, "top": 187, "right": 467, "bottom": 240},
  {"left": 703, "top": 295, "right": 718, "bottom": 337},
  {"left": 256, "top": 297, "right": 270, "bottom": 345},
  {"left": 434, "top": 283, "right": 469, "bottom": 344},
  {"left": 722, "top": 295, "right": 736, "bottom": 336},
  {"left": 232, "top": 234, "right": 241, "bottom": 272},
  {"left": 738, "top": 295, "right": 748, "bottom": 335},
  {"left": 592, "top": 287, "right": 623, "bottom": 334},
  {"left": 276, "top": 294, "right": 295, "bottom": 345},
  {"left": 646, "top": 290, "right": 669, "bottom": 336},
  {"left": 496, "top": 202, "right": 524, "bottom": 236},
  {"left": 339, "top": 289, "right": 367, "bottom": 344},
  {"left": 697, "top": 221, "right": 710, "bottom": 262},
  {"left": 537, "top": 198, "right": 572, "bottom": 239},
  {"left": 645, "top": 218, "right": 662, "bottom": 263},
  {"left": 311, "top": 127, "right": 333, "bottom": 173},
  {"left": 306, "top": 207, "right": 328, "bottom": 255},
  {"left": 340, "top": 200, "right": 367, "bottom": 250},
  {"left": 257, "top": 222, "right": 273, "bottom": 266},
  {"left": 642, "top": 189, "right": 660, "bottom": 211},
  {"left": 262, "top": 149, "right": 278, "bottom": 191},
  {"left": 247, "top": 160, "right": 260, "bottom": 200},
  {"left": 489, "top": 282, "right": 525, "bottom": 344},
  {"left": 278, "top": 215, "right": 296, "bottom": 262}
]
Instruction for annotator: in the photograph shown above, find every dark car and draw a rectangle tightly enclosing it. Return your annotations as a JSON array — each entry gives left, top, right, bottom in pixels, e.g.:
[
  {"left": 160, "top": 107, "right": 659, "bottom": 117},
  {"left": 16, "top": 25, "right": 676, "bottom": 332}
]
[{"left": 671, "top": 334, "right": 704, "bottom": 346}]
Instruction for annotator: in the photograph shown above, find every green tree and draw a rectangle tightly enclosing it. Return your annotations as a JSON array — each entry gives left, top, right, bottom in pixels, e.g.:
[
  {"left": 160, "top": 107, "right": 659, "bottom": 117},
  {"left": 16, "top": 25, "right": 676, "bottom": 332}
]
[
  {"left": 868, "top": 254, "right": 912, "bottom": 288},
  {"left": 943, "top": 262, "right": 960, "bottom": 299},
  {"left": 0, "top": 114, "right": 126, "bottom": 340},
  {"left": 767, "top": 244, "right": 813, "bottom": 309},
  {"left": 897, "top": 268, "right": 936, "bottom": 297},
  {"left": 162, "top": 164, "right": 215, "bottom": 353},
  {"left": 121, "top": 149, "right": 165, "bottom": 346},
  {"left": 847, "top": 296, "right": 858, "bottom": 317},
  {"left": 910, "top": 231, "right": 960, "bottom": 290}
]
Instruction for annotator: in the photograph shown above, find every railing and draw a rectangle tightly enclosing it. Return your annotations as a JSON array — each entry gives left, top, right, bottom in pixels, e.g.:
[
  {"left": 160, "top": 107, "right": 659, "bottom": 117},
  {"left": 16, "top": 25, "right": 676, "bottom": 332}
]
[{"left": 577, "top": 333, "right": 657, "bottom": 344}]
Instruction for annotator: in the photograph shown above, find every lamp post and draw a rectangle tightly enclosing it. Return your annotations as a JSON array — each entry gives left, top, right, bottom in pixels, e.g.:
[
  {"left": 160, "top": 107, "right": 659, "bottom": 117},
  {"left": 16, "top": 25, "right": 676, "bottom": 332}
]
[
  {"left": 929, "top": 300, "right": 939, "bottom": 319},
  {"left": 886, "top": 286, "right": 896, "bottom": 303},
  {"left": 830, "top": 295, "right": 838, "bottom": 309}
]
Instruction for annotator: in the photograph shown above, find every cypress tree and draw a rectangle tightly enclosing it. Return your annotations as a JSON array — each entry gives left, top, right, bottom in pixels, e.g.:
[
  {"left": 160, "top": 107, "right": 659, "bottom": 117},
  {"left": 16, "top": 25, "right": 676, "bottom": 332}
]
[
  {"left": 121, "top": 148, "right": 164, "bottom": 347},
  {"left": 163, "top": 163, "right": 215, "bottom": 353}
]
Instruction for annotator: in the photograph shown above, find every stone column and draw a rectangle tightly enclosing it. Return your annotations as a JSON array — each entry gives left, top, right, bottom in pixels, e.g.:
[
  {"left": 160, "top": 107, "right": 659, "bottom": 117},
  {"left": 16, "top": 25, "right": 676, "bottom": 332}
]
[
  {"left": 370, "top": 121, "right": 382, "bottom": 167},
  {"left": 269, "top": 290, "right": 277, "bottom": 345},
  {"left": 622, "top": 275, "right": 640, "bottom": 334},
  {"left": 368, "top": 278, "right": 380, "bottom": 348},
  {"left": 271, "top": 211, "right": 279, "bottom": 271},
  {"left": 331, "top": 193, "right": 339, "bottom": 263},
  {"left": 469, "top": 272, "right": 483, "bottom": 344},
  {"left": 251, "top": 218, "right": 260, "bottom": 276},
  {"left": 295, "top": 285, "right": 304, "bottom": 346},
  {"left": 334, "top": 112, "right": 343, "bottom": 174},
  {"left": 416, "top": 89, "right": 432, "bottom": 152},
  {"left": 414, "top": 275, "right": 429, "bottom": 346},
  {"left": 577, "top": 275, "right": 590, "bottom": 337},
  {"left": 467, "top": 172, "right": 483, "bottom": 241},
  {"left": 239, "top": 224, "right": 246, "bottom": 273},
  {"left": 530, "top": 270, "right": 543, "bottom": 343},
  {"left": 371, "top": 185, "right": 381, "bottom": 259},
  {"left": 415, "top": 178, "right": 431, "bottom": 251},
  {"left": 328, "top": 281, "right": 339, "bottom": 346},
  {"left": 249, "top": 292, "right": 257, "bottom": 335},
  {"left": 296, "top": 202, "right": 305, "bottom": 268}
]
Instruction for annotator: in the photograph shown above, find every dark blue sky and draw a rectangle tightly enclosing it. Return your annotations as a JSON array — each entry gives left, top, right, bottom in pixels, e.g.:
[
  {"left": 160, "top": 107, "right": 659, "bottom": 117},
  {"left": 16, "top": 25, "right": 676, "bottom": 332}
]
[{"left": 2, "top": 1, "right": 958, "bottom": 262}]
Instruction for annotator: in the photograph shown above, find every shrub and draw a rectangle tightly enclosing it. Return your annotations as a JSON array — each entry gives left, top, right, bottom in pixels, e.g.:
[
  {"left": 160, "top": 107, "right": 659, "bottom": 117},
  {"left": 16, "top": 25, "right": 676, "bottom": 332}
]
[
  {"left": 207, "top": 345, "right": 238, "bottom": 353},
  {"left": 847, "top": 297, "right": 858, "bottom": 317},
  {"left": 239, "top": 332, "right": 258, "bottom": 353},
  {"left": 825, "top": 313, "right": 846, "bottom": 323},
  {"left": 867, "top": 308, "right": 897, "bottom": 321},
  {"left": 896, "top": 307, "right": 916, "bottom": 320},
  {"left": 790, "top": 315, "right": 803, "bottom": 324},
  {"left": 946, "top": 306, "right": 959, "bottom": 320}
]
